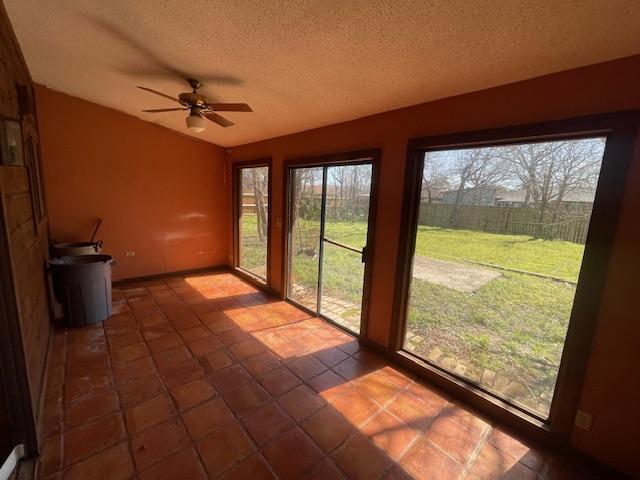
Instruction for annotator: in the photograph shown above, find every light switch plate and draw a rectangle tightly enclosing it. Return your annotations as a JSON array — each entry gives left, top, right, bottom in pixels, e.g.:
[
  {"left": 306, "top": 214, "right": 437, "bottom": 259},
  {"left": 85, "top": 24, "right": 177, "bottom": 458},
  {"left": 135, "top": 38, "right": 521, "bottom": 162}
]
[{"left": 574, "top": 410, "right": 593, "bottom": 431}]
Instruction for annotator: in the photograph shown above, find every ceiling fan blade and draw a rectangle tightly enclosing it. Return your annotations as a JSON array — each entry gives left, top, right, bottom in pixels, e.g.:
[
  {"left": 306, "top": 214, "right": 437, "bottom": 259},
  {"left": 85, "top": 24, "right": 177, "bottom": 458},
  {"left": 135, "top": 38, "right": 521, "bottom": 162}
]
[
  {"left": 136, "top": 86, "right": 182, "bottom": 104},
  {"left": 206, "top": 103, "right": 253, "bottom": 112},
  {"left": 141, "top": 108, "right": 188, "bottom": 113},
  {"left": 205, "top": 112, "right": 234, "bottom": 127}
]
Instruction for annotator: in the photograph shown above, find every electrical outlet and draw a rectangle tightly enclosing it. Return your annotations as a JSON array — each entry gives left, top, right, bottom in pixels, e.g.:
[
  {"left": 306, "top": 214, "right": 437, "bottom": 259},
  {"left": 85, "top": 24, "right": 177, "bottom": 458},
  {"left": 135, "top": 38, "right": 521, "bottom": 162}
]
[
  {"left": 125, "top": 250, "right": 136, "bottom": 257},
  {"left": 574, "top": 410, "right": 593, "bottom": 431}
]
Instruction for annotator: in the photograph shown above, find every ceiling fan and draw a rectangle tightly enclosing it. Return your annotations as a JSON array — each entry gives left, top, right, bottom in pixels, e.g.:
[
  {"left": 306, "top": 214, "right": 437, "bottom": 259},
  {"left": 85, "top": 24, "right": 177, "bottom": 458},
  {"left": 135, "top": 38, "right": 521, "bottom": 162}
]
[{"left": 137, "top": 78, "right": 252, "bottom": 132}]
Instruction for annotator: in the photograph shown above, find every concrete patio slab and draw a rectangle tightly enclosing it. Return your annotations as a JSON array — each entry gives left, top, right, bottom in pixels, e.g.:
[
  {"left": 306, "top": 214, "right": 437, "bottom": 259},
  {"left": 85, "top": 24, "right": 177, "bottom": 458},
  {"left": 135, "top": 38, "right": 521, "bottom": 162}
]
[{"left": 412, "top": 256, "right": 501, "bottom": 293}]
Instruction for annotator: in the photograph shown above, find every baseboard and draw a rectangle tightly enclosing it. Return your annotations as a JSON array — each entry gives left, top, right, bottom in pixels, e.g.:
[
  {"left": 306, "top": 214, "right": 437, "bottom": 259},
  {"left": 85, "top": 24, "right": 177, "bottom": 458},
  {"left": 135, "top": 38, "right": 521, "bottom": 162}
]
[
  {"left": 113, "top": 264, "right": 229, "bottom": 287},
  {"left": 114, "top": 265, "right": 283, "bottom": 300},
  {"left": 232, "top": 267, "right": 282, "bottom": 299}
]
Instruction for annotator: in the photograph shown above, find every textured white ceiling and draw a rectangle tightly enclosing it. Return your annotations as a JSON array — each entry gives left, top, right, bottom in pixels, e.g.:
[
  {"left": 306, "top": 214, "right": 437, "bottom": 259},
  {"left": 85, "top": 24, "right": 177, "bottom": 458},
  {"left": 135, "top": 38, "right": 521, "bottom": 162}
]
[{"left": 6, "top": 0, "right": 640, "bottom": 147}]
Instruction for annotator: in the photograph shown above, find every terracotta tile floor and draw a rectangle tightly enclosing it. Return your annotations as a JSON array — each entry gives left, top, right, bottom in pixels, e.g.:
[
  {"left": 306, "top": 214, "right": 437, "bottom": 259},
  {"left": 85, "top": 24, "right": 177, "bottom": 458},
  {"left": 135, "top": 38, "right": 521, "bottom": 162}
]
[{"left": 38, "top": 271, "right": 605, "bottom": 479}]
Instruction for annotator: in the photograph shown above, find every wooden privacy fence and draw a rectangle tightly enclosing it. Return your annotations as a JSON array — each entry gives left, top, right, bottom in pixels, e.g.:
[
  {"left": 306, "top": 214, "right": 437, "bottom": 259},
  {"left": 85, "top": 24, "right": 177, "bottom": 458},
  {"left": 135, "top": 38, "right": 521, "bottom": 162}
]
[{"left": 418, "top": 203, "right": 591, "bottom": 243}]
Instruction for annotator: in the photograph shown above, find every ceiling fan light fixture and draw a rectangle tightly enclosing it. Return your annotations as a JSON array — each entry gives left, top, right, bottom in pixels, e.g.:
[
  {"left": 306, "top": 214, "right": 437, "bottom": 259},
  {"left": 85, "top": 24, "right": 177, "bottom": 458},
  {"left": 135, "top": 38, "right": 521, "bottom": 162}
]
[
  {"left": 186, "top": 111, "right": 205, "bottom": 132},
  {"left": 138, "top": 79, "right": 250, "bottom": 130}
]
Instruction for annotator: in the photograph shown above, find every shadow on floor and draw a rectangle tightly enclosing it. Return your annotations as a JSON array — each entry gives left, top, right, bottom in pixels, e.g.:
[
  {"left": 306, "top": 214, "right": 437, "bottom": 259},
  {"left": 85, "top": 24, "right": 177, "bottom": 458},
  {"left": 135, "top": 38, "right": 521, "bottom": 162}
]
[{"left": 37, "top": 270, "right": 608, "bottom": 479}]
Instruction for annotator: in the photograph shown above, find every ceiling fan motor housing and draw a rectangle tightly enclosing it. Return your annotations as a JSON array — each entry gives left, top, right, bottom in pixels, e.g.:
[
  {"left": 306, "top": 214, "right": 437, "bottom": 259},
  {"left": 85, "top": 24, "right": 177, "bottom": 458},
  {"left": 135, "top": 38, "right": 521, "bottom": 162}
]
[{"left": 178, "top": 91, "right": 208, "bottom": 107}]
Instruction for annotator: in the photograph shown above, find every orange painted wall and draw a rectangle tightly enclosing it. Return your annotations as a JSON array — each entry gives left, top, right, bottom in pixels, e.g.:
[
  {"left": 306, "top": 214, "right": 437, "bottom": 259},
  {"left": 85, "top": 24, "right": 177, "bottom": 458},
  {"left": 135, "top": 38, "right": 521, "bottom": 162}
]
[
  {"left": 226, "top": 55, "right": 640, "bottom": 475},
  {"left": 35, "top": 85, "right": 228, "bottom": 281},
  {"left": 570, "top": 132, "right": 640, "bottom": 477}
]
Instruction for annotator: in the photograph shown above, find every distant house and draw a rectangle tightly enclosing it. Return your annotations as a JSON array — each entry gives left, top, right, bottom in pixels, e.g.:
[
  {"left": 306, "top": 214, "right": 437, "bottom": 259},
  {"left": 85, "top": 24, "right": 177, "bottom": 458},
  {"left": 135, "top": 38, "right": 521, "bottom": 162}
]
[
  {"left": 441, "top": 187, "right": 507, "bottom": 206},
  {"left": 494, "top": 188, "right": 596, "bottom": 209},
  {"left": 441, "top": 187, "right": 596, "bottom": 210},
  {"left": 420, "top": 190, "right": 445, "bottom": 203}
]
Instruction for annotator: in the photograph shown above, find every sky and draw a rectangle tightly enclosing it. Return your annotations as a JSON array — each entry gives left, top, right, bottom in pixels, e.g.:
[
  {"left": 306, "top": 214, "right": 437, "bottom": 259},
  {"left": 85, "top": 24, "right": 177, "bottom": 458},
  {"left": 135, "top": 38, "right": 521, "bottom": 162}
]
[{"left": 422, "top": 137, "right": 606, "bottom": 192}]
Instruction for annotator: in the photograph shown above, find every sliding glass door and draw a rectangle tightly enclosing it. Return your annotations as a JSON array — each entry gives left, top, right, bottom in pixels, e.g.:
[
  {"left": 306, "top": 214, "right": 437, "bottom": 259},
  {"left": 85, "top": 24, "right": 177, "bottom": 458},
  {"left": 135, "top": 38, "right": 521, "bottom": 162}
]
[
  {"left": 234, "top": 162, "right": 270, "bottom": 283},
  {"left": 399, "top": 136, "right": 608, "bottom": 420},
  {"left": 287, "top": 156, "right": 376, "bottom": 335}
]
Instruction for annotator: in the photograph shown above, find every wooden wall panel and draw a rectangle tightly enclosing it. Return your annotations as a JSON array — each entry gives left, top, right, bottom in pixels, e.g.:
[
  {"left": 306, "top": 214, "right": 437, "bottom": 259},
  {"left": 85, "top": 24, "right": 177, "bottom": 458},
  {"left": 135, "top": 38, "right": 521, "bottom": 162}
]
[{"left": 0, "top": 1, "right": 51, "bottom": 451}]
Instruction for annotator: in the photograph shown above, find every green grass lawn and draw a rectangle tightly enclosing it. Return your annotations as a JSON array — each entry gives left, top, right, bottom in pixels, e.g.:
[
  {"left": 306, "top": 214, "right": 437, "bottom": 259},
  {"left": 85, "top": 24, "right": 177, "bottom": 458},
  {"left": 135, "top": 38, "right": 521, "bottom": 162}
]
[
  {"left": 413, "top": 226, "right": 583, "bottom": 282},
  {"left": 289, "top": 238, "right": 365, "bottom": 309},
  {"left": 288, "top": 220, "right": 585, "bottom": 416},
  {"left": 239, "top": 214, "right": 267, "bottom": 277}
]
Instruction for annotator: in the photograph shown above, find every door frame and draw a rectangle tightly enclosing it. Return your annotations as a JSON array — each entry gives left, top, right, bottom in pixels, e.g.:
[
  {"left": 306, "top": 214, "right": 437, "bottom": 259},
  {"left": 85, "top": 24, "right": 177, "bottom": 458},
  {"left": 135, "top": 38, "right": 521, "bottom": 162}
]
[
  {"left": 282, "top": 149, "right": 381, "bottom": 339},
  {"left": 390, "top": 110, "right": 639, "bottom": 444},
  {"left": 232, "top": 158, "right": 273, "bottom": 289},
  {"left": 0, "top": 194, "right": 38, "bottom": 457}
]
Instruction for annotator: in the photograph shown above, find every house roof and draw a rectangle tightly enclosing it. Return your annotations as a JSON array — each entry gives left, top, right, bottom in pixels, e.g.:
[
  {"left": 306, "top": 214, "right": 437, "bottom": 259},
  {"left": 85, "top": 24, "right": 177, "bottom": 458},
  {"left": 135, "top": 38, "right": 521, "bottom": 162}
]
[{"left": 496, "top": 188, "right": 596, "bottom": 203}]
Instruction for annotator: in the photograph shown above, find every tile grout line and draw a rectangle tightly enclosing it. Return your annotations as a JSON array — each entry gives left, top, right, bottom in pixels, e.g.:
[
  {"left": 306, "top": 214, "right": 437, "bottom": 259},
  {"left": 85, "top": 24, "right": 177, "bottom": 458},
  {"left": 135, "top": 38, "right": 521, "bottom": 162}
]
[
  {"left": 59, "top": 279, "right": 313, "bottom": 477},
  {"left": 460, "top": 422, "right": 493, "bottom": 479},
  {"left": 143, "top": 279, "right": 219, "bottom": 478},
  {"left": 101, "top": 314, "right": 143, "bottom": 480},
  {"left": 197, "top": 280, "right": 290, "bottom": 478},
  {"left": 106, "top": 283, "right": 193, "bottom": 476},
  {"left": 158, "top": 277, "right": 281, "bottom": 479},
  {"left": 255, "top": 322, "right": 421, "bottom": 478},
  {"left": 61, "top": 326, "right": 117, "bottom": 472},
  {"left": 58, "top": 282, "right": 380, "bottom": 478},
  {"left": 191, "top": 294, "right": 358, "bottom": 478},
  {"left": 154, "top": 280, "right": 223, "bottom": 477},
  {"left": 326, "top": 354, "right": 494, "bottom": 478},
  {"left": 53, "top": 272, "right": 537, "bottom": 480},
  {"left": 62, "top": 278, "right": 319, "bottom": 478},
  {"left": 57, "top": 318, "right": 136, "bottom": 476}
]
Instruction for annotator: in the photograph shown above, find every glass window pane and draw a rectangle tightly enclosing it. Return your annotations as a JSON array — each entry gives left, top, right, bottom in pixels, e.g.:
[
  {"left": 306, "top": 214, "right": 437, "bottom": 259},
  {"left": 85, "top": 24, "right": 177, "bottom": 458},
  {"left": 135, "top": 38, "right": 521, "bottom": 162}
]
[
  {"left": 320, "top": 243, "right": 364, "bottom": 332},
  {"left": 238, "top": 166, "right": 269, "bottom": 280},
  {"left": 320, "top": 164, "right": 372, "bottom": 334},
  {"left": 403, "top": 137, "right": 606, "bottom": 419},
  {"left": 323, "top": 164, "right": 372, "bottom": 247},
  {"left": 288, "top": 167, "right": 323, "bottom": 310}
]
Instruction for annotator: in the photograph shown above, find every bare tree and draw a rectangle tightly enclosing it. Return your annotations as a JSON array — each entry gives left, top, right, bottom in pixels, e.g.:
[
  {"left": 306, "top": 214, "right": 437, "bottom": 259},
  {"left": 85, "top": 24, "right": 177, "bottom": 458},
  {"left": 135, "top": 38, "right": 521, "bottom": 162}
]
[
  {"left": 292, "top": 168, "right": 323, "bottom": 254},
  {"left": 500, "top": 143, "right": 553, "bottom": 204},
  {"left": 422, "top": 155, "right": 450, "bottom": 204},
  {"left": 245, "top": 168, "right": 268, "bottom": 242},
  {"left": 291, "top": 170, "right": 305, "bottom": 250},
  {"left": 329, "top": 167, "right": 345, "bottom": 219},
  {"left": 341, "top": 165, "right": 370, "bottom": 219},
  {"left": 500, "top": 139, "right": 604, "bottom": 237},
  {"left": 322, "top": 165, "right": 372, "bottom": 222},
  {"left": 348, "top": 166, "right": 358, "bottom": 217},
  {"left": 549, "top": 140, "right": 602, "bottom": 220},
  {"left": 447, "top": 148, "right": 509, "bottom": 227}
]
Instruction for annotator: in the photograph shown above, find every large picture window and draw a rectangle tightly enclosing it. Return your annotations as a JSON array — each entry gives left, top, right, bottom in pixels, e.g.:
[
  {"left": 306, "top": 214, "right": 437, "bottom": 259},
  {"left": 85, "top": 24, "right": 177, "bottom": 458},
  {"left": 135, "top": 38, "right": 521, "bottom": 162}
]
[
  {"left": 404, "top": 138, "right": 605, "bottom": 419},
  {"left": 394, "top": 112, "right": 638, "bottom": 432},
  {"left": 234, "top": 162, "right": 270, "bottom": 283}
]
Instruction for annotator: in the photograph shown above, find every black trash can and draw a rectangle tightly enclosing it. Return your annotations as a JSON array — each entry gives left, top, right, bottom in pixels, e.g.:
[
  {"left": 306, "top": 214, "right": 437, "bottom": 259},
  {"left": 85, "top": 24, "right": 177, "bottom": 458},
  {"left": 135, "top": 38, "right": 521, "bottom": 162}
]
[{"left": 48, "top": 255, "right": 114, "bottom": 328}]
